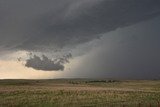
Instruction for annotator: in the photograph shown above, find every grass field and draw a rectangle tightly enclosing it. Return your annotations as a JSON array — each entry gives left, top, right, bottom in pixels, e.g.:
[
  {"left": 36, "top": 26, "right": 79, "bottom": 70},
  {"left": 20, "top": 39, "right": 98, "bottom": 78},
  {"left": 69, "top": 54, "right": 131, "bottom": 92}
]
[{"left": 0, "top": 79, "right": 160, "bottom": 107}]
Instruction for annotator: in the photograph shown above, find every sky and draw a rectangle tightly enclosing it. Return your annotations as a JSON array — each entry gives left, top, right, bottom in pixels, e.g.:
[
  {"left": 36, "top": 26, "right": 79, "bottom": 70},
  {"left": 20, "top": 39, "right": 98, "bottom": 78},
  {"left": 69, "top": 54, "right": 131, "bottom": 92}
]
[{"left": 0, "top": 0, "right": 160, "bottom": 79}]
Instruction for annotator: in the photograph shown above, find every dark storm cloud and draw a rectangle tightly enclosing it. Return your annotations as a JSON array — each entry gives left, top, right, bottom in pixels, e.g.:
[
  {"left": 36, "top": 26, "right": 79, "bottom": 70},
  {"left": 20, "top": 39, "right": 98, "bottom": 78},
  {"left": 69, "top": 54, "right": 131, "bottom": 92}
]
[
  {"left": 1, "top": 0, "right": 160, "bottom": 78},
  {"left": 25, "top": 53, "right": 72, "bottom": 71},
  {"left": 0, "top": 0, "right": 160, "bottom": 51}
]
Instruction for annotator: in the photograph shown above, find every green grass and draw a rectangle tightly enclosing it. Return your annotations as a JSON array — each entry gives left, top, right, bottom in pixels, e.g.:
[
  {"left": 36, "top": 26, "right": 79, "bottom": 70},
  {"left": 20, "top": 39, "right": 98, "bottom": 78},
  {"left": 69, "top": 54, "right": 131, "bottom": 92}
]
[{"left": 0, "top": 79, "right": 160, "bottom": 107}]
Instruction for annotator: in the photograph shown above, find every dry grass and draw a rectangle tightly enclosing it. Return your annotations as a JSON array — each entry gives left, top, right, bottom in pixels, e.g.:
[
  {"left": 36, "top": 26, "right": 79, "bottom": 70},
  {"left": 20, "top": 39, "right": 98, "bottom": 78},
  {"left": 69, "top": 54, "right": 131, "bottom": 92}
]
[{"left": 0, "top": 79, "right": 160, "bottom": 107}]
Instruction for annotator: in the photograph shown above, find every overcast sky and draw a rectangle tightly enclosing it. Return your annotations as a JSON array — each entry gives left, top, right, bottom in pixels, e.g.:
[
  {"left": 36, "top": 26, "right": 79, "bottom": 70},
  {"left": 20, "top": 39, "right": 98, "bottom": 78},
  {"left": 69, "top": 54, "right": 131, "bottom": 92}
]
[{"left": 0, "top": 0, "right": 160, "bottom": 79}]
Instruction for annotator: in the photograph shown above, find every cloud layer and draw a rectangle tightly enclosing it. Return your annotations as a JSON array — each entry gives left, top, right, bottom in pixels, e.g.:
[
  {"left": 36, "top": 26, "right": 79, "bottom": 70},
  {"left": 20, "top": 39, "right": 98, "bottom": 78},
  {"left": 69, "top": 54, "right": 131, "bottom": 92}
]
[
  {"left": 0, "top": 0, "right": 160, "bottom": 79},
  {"left": 0, "top": 0, "right": 160, "bottom": 52}
]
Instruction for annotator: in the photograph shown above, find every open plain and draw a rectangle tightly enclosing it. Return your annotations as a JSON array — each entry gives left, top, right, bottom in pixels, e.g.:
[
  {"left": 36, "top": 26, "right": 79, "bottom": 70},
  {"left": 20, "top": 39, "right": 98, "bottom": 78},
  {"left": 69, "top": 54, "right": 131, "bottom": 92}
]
[{"left": 0, "top": 79, "right": 160, "bottom": 107}]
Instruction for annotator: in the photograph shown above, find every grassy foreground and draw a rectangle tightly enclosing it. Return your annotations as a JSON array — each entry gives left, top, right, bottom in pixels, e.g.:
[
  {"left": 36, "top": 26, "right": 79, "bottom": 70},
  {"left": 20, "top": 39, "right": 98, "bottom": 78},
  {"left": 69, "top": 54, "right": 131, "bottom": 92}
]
[{"left": 0, "top": 79, "right": 160, "bottom": 107}]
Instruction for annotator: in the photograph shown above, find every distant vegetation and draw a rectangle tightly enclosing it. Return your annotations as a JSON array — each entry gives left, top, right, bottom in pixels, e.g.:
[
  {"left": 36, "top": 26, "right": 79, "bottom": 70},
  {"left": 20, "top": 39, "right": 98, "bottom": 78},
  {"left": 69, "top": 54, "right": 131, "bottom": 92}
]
[
  {"left": 69, "top": 79, "right": 119, "bottom": 84},
  {"left": 0, "top": 79, "right": 160, "bottom": 107}
]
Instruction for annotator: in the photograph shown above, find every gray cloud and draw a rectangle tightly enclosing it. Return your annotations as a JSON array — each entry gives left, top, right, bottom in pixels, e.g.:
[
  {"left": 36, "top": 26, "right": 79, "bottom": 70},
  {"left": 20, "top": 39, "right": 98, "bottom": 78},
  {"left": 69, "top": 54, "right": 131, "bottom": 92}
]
[
  {"left": 0, "top": 0, "right": 160, "bottom": 79},
  {"left": 0, "top": 0, "right": 160, "bottom": 52},
  {"left": 25, "top": 53, "right": 72, "bottom": 71}
]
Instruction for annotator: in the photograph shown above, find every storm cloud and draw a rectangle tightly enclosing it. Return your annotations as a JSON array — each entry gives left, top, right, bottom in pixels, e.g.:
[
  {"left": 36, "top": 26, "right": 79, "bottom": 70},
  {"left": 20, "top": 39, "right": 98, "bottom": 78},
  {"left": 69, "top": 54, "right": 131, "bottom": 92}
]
[
  {"left": 0, "top": 0, "right": 160, "bottom": 52},
  {"left": 25, "top": 53, "right": 72, "bottom": 71},
  {"left": 0, "top": 0, "right": 160, "bottom": 79}
]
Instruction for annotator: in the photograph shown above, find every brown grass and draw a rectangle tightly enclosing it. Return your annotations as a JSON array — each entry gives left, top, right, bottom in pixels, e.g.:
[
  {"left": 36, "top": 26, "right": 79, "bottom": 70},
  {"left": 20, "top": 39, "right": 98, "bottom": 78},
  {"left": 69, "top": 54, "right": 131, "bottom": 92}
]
[{"left": 0, "top": 79, "right": 160, "bottom": 107}]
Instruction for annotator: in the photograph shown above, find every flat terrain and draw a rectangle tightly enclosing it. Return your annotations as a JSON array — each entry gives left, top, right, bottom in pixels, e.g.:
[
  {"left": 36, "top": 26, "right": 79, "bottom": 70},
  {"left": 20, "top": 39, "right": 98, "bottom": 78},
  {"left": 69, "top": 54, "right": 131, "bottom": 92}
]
[{"left": 0, "top": 79, "right": 160, "bottom": 107}]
